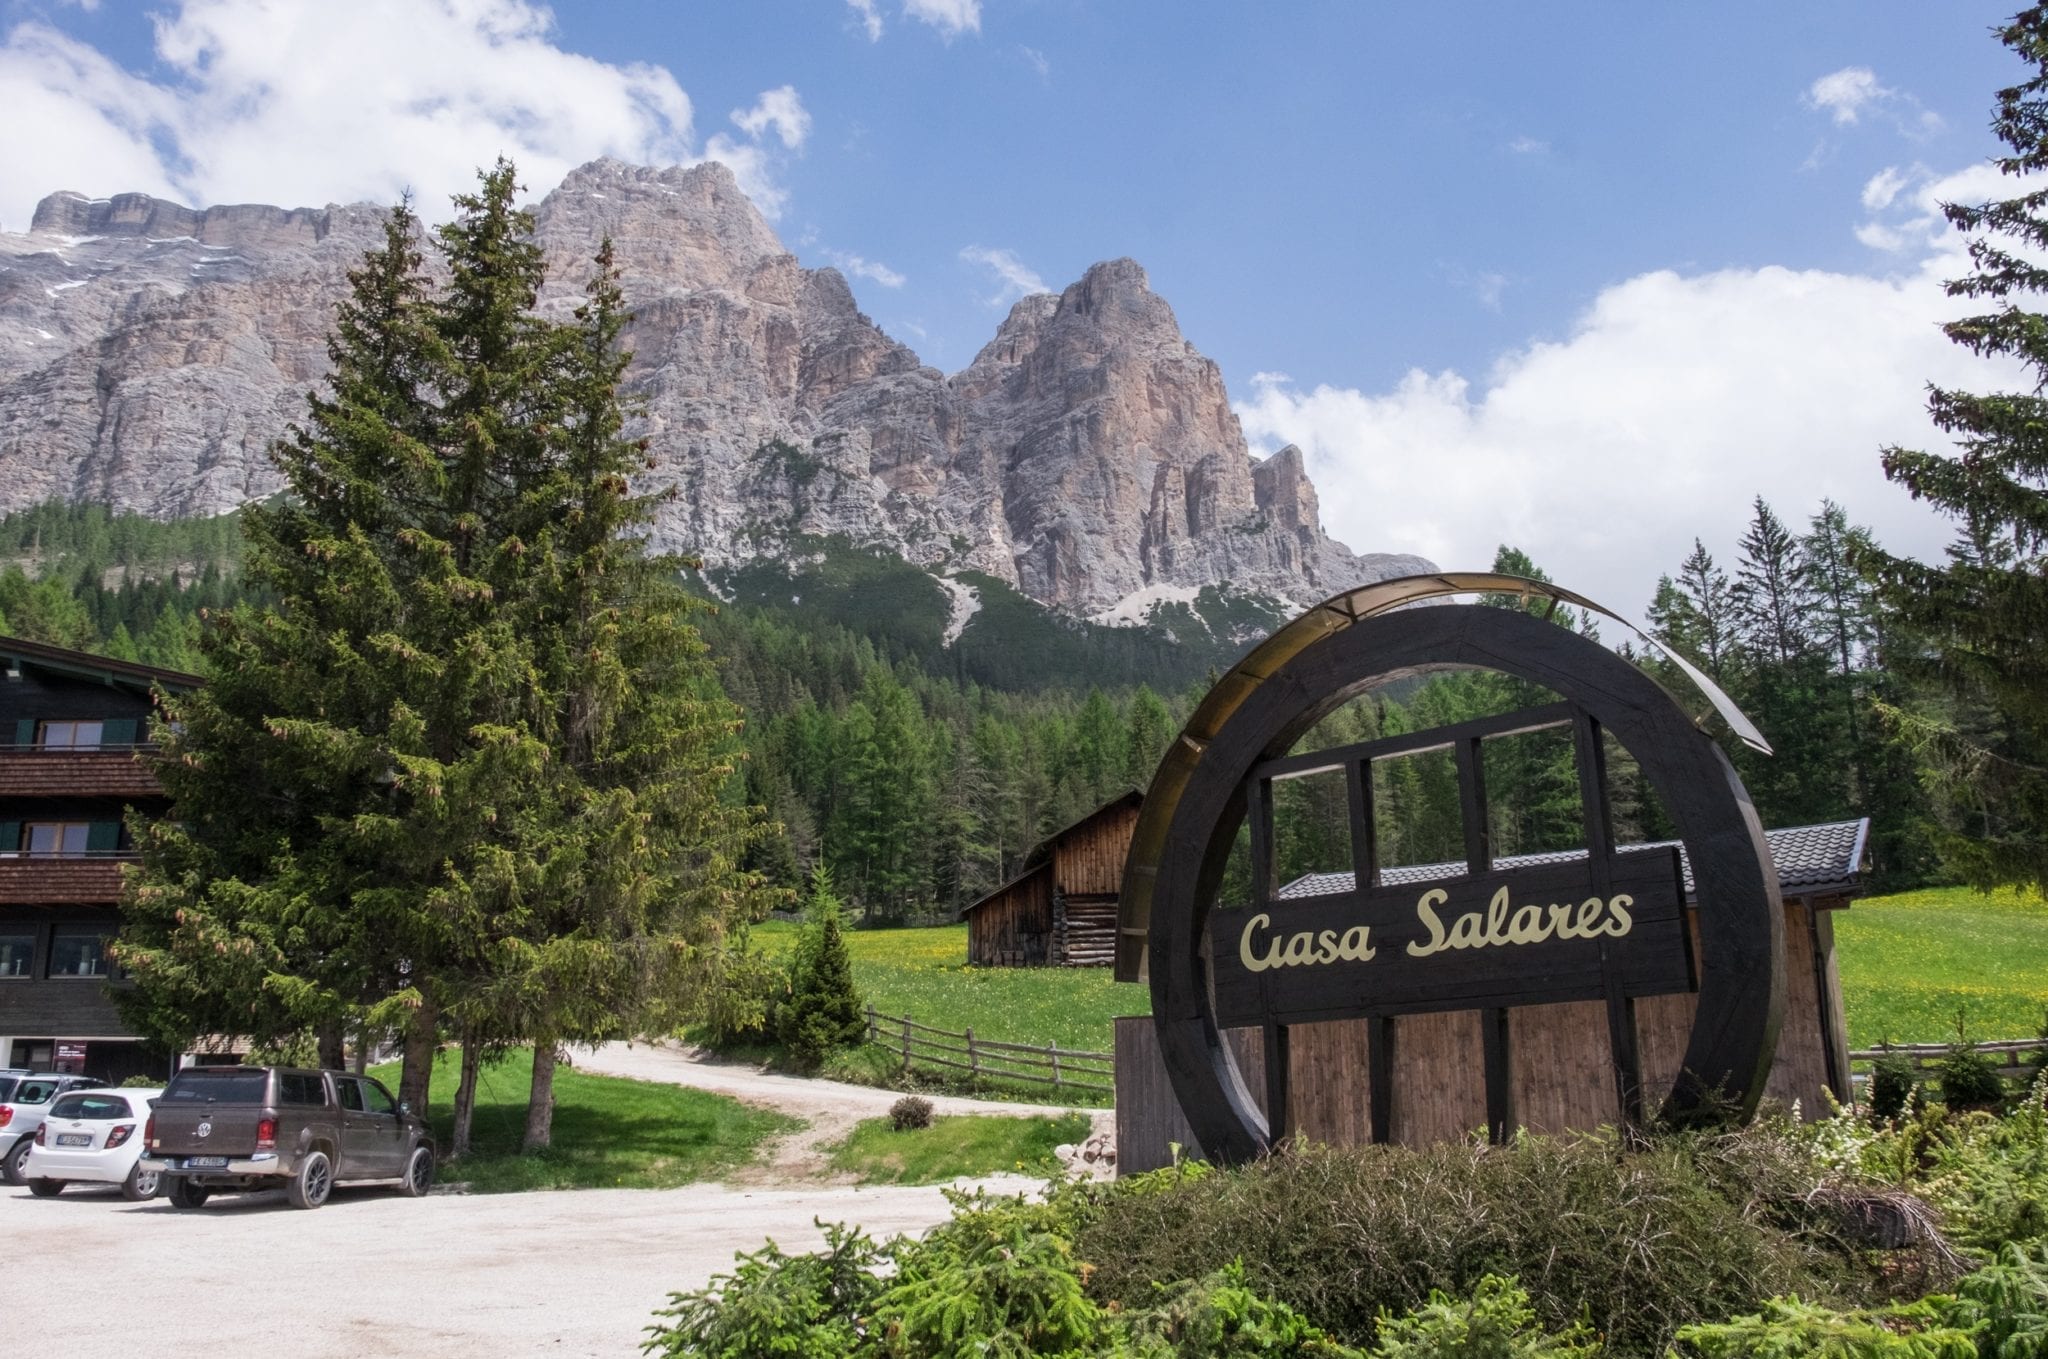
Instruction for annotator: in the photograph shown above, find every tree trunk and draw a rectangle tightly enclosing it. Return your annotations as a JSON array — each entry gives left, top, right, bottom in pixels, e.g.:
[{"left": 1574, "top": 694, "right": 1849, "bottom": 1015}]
[
  {"left": 452, "top": 1035, "right": 482, "bottom": 1159},
  {"left": 352, "top": 1026, "right": 369, "bottom": 1076},
  {"left": 398, "top": 992, "right": 439, "bottom": 1115},
  {"left": 316, "top": 1019, "right": 344, "bottom": 1071},
  {"left": 523, "top": 1041, "right": 558, "bottom": 1152}
]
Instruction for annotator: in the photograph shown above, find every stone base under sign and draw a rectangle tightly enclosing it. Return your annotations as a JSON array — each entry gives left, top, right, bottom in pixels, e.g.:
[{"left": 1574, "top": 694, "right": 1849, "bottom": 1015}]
[{"left": 1114, "top": 898, "right": 1849, "bottom": 1174}]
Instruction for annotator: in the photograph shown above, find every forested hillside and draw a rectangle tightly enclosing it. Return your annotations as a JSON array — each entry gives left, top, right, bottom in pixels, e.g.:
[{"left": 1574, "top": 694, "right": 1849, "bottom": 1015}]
[{"left": 0, "top": 493, "right": 1927, "bottom": 921}]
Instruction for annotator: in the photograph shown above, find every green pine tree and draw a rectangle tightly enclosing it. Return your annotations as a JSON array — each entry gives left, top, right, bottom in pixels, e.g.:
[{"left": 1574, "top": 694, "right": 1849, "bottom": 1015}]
[{"left": 1862, "top": 7, "right": 2048, "bottom": 891}]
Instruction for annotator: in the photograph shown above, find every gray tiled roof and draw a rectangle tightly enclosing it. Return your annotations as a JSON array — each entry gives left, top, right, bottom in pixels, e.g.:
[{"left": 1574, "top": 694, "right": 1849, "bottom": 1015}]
[{"left": 1276, "top": 819, "right": 1870, "bottom": 902}]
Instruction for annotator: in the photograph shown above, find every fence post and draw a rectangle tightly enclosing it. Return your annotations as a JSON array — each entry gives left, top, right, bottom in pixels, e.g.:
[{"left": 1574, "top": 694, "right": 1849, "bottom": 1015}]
[
  {"left": 967, "top": 1027, "right": 978, "bottom": 1078},
  {"left": 867, "top": 1004, "right": 877, "bottom": 1044},
  {"left": 1049, "top": 1042, "right": 1061, "bottom": 1090},
  {"left": 900, "top": 1015, "right": 912, "bottom": 1074}
]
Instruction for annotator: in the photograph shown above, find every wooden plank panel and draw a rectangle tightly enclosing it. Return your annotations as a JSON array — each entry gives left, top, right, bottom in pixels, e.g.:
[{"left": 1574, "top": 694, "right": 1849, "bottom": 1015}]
[
  {"left": 1285, "top": 1018, "right": 1372, "bottom": 1146},
  {"left": 1765, "top": 901, "right": 1829, "bottom": 1112},
  {"left": 1114, "top": 1017, "right": 1264, "bottom": 1173},
  {"left": 1390, "top": 1009, "right": 1488, "bottom": 1146},
  {"left": 1509, "top": 1000, "right": 1621, "bottom": 1134}
]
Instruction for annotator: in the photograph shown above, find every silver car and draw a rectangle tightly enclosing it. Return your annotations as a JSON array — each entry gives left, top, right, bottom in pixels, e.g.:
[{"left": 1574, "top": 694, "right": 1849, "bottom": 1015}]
[{"left": 1, "top": 1075, "right": 106, "bottom": 1184}]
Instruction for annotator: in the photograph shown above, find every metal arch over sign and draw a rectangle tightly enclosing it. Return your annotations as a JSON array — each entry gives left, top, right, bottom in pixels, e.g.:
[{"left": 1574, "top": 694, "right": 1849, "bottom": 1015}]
[{"left": 1120, "top": 575, "right": 1786, "bottom": 1166}]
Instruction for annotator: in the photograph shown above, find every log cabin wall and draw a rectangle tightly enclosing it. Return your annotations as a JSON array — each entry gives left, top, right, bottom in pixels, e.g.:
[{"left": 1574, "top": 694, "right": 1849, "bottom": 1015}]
[
  {"left": 1052, "top": 797, "right": 1142, "bottom": 899},
  {"left": 1114, "top": 893, "right": 1854, "bottom": 1173},
  {"left": 964, "top": 864, "right": 1054, "bottom": 966}
]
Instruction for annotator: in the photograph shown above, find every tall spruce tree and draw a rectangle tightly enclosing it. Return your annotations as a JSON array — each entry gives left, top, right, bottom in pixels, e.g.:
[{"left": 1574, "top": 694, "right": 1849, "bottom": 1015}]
[
  {"left": 1863, "top": 6, "right": 2048, "bottom": 891},
  {"left": 119, "top": 164, "right": 775, "bottom": 1149}
]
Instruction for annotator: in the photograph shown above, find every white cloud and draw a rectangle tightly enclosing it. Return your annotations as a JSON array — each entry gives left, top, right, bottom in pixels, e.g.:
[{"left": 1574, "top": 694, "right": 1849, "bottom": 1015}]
[
  {"left": 847, "top": 0, "right": 883, "bottom": 40},
  {"left": 1805, "top": 65, "right": 1944, "bottom": 139},
  {"left": 904, "top": 0, "right": 981, "bottom": 38},
  {"left": 0, "top": 0, "right": 805, "bottom": 228},
  {"left": 1022, "top": 45, "right": 1049, "bottom": 78},
  {"left": 1233, "top": 200, "right": 2027, "bottom": 612},
  {"left": 1507, "top": 135, "right": 1548, "bottom": 155},
  {"left": 1860, "top": 165, "right": 1909, "bottom": 211},
  {"left": 960, "top": 244, "right": 1048, "bottom": 305},
  {"left": 1808, "top": 66, "right": 1884, "bottom": 125},
  {"left": 824, "top": 248, "right": 906, "bottom": 288},
  {"left": 728, "top": 85, "right": 809, "bottom": 150}
]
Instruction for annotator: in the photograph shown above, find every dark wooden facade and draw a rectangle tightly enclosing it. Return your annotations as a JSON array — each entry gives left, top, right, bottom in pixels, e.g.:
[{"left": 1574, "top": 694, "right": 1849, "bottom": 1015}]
[
  {"left": 962, "top": 792, "right": 1142, "bottom": 967},
  {"left": 0, "top": 637, "right": 198, "bottom": 1083}
]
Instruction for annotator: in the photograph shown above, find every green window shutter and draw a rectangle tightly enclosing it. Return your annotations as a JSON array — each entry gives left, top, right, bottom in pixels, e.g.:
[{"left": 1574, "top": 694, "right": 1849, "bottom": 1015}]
[
  {"left": 86, "top": 821, "right": 119, "bottom": 853},
  {"left": 0, "top": 822, "right": 18, "bottom": 852},
  {"left": 13, "top": 719, "right": 34, "bottom": 746},
  {"left": 101, "top": 718, "right": 136, "bottom": 746}
]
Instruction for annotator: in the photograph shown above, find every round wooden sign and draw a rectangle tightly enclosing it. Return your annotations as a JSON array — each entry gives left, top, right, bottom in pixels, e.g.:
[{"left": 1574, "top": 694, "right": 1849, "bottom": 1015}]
[{"left": 1128, "top": 579, "right": 1785, "bottom": 1164}]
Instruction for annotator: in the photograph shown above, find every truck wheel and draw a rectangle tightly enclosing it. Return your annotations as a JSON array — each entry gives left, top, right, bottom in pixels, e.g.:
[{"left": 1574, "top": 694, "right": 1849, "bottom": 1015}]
[
  {"left": 1, "top": 1138, "right": 30, "bottom": 1185},
  {"left": 166, "top": 1177, "right": 211, "bottom": 1209},
  {"left": 397, "top": 1145, "right": 434, "bottom": 1198},
  {"left": 287, "top": 1149, "right": 333, "bottom": 1210},
  {"left": 27, "top": 1178, "right": 63, "bottom": 1198},
  {"left": 122, "top": 1162, "right": 161, "bottom": 1202}
]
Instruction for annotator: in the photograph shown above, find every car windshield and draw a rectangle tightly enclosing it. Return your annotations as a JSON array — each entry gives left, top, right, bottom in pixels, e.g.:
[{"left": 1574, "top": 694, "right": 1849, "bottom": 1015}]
[
  {"left": 50, "top": 1093, "right": 131, "bottom": 1121},
  {"left": 163, "top": 1070, "right": 269, "bottom": 1103},
  {"left": 12, "top": 1079, "right": 61, "bottom": 1104}
]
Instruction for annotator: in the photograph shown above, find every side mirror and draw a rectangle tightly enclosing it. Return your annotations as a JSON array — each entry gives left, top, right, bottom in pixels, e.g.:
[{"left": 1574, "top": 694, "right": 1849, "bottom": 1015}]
[{"left": 398, "top": 1101, "right": 410, "bottom": 1117}]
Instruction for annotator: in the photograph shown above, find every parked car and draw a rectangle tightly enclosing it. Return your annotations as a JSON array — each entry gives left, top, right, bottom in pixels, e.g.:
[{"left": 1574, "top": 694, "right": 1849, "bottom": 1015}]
[
  {"left": 1, "top": 1074, "right": 108, "bottom": 1183},
  {"left": 141, "top": 1066, "right": 434, "bottom": 1210},
  {"left": 21, "top": 1087, "right": 164, "bottom": 1200},
  {"left": 0, "top": 1069, "right": 29, "bottom": 1104}
]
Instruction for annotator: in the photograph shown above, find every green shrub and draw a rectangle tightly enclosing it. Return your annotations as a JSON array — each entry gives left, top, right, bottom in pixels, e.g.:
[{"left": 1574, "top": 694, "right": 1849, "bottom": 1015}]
[
  {"left": 1922, "top": 1097, "right": 2048, "bottom": 1253},
  {"left": 1941, "top": 1046, "right": 2009, "bottom": 1116},
  {"left": 872, "top": 1198, "right": 1106, "bottom": 1356},
  {"left": 1367, "top": 1276, "right": 1596, "bottom": 1359},
  {"left": 1076, "top": 1129, "right": 1879, "bottom": 1357},
  {"left": 1941, "top": 1242, "right": 2048, "bottom": 1359},
  {"left": 1672, "top": 1297, "right": 1974, "bottom": 1359},
  {"left": 775, "top": 867, "right": 867, "bottom": 1068},
  {"left": 1871, "top": 1049, "right": 1920, "bottom": 1122},
  {"left": 643, "top": 1223, "right": 885, "bottom": 1358},
  {"left": 698, "top": 941, "right": 784, "bottom": 1048},
  {"left": 1111, "top": 1260, "right": 1365, "bottom": 1358},
  {"left": 119, "top": 1073, "right": 160, "bottom": 1088}
]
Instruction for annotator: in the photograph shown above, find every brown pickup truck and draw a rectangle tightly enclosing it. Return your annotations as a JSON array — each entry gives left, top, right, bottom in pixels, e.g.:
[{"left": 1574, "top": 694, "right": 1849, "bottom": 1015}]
[{"left": 140, "top": 1066, "right": 435, "bottom": 1209}]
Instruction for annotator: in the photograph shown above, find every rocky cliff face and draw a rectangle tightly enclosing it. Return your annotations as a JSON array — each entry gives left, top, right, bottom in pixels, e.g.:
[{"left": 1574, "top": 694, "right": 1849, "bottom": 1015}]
[{"left": 0, "top": 158, "right": 1430, "bottom": 619}]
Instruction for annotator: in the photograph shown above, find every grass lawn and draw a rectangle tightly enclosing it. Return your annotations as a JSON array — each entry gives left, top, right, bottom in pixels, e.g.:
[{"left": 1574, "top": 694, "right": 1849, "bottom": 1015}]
[
  {"left": 827, "top": 1111, "right": 1092, "bottom": 1185},
  {"left": 764, "top": 882, "right": 2048, "bottom": 1066},
  {"left": 370, "top": 1047, "right": 798, "bottom": 1193},
  {"left": 756, "top": 919, "right": 1139, "bottom": 1056},
  {"left": 1834, "top": 884, "right": 2048, "bottom": 1048}
]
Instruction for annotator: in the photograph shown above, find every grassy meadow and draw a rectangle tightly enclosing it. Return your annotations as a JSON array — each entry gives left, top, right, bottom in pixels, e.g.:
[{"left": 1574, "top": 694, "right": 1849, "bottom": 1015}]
[
  {"left": 373, "top": 1047, "right": 797, "bottom": 1192},
  {"left": 826, "top": 1111, "right": 1093, "bottom": 1184},
  {"left": 1832, "top": 884, "right": 2048, "bottom": 1048},
  {"left": 765, "top": 883, "right": 2048, "bottom": 1066}
]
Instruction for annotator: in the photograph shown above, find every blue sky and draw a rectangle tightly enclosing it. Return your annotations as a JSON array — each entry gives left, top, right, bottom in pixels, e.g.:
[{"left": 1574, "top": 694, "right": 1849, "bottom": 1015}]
[{"left": 0, "top": 0, "right": 2031, "bottom": 604}]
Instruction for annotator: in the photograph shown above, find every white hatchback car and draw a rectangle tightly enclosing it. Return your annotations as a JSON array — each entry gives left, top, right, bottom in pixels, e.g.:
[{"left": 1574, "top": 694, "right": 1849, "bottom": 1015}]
[{"left": 21, "top": 1087, "right": 164, "bottom": 1201}]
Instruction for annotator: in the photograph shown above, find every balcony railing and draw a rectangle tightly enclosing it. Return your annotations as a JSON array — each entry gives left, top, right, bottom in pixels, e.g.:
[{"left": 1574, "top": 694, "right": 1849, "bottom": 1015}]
[
  {"left": 0, "top": 853, "right": 136, "bottom": 904},
  {"left": 0, "top": 746, "right": 163, "bottom": 799}
]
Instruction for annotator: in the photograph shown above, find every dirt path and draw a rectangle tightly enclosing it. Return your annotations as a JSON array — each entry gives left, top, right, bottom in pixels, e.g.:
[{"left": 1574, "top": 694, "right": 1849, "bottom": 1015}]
[{"left": 577, "top": 1039, "right": 1110, "bottom": 1182}]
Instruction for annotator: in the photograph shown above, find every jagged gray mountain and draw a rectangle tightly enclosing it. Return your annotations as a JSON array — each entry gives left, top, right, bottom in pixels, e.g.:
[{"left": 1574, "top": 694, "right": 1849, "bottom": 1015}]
[{"left": 0, "top": 158, "right": 1430, "bottom": 620}]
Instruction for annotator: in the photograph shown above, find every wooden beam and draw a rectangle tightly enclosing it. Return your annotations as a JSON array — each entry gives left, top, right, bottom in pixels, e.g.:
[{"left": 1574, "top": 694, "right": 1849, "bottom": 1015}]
[
  {"left": 1456, "top": 736, "right": 1491, "bottom": 876},
  {"left": 1368, "top": 1015, "right": 1394, "bottom": 1144},
  {"left": 1253, "top": 702, "right": 1576, "bottom": 784},
  {"left": 1481, "top": 1007, "right": 1513, "bottom": 1144}
]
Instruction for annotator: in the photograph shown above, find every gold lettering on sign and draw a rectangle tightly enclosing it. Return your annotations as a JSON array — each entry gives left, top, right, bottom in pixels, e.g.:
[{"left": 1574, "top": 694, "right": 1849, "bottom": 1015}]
[
  {"left": 1238, "top": 914, "right": 1377, "bottom": 973},
  {"left": 1234, "top": 883, "right": 1638, "bottom": 974},
  {"left": 1407, "top": 885, "right": 1634, "bottom": 957}
]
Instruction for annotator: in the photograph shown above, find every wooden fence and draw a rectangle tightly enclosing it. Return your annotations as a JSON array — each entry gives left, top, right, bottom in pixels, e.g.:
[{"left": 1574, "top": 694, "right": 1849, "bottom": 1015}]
[
  {"left": 863, "top": 1005, "right": 1115, "bottom": 1096},
  {"left": 1849, "top": 1038, "right": 2048, "bottom": 1084}
]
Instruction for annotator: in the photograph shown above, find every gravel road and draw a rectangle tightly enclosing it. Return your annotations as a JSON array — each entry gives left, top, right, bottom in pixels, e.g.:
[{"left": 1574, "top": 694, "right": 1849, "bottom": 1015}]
[
  {"left": 5, "top": 1044, "right": 1094, "bottom": 1355},
  {"left": 6, "top": 1174, "right": 1030, "bottom": 1356}
]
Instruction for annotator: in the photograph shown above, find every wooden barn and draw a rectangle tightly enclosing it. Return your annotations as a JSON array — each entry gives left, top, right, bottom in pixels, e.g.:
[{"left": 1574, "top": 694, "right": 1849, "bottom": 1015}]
[{"left": 961, "top": 791, "right": 1142, "bottom": 967}]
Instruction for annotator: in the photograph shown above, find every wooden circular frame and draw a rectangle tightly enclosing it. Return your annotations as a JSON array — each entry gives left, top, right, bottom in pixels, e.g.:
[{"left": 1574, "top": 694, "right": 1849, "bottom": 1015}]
[{"left": 1133, "top": 593, "right": 1785, "bottom": 1164}]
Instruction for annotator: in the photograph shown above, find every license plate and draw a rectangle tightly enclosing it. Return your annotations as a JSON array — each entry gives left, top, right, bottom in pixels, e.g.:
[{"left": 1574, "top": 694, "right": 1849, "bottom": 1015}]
[
  {"left": 54, "top": 1133, "right": 90, "bottom": 1147},
  {"left": 183, "top": 1156, "right": 228, "bottom": 1169}
]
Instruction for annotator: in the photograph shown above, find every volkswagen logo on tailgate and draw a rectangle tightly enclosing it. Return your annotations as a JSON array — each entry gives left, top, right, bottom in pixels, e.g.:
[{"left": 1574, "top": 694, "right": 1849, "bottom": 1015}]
[{"left": 196, "top": 1121, "right": 211, "bottom": 1138}]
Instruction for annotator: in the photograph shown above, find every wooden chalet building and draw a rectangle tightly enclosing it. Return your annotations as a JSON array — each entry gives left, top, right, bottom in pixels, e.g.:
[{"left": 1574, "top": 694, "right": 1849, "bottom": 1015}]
[
  {"left": 0, "top": 637, "right": 198, "bottom": 1083},
  {"left": 961, "top": 791, "right": 1141, "bottom": 967}
]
